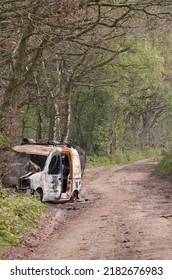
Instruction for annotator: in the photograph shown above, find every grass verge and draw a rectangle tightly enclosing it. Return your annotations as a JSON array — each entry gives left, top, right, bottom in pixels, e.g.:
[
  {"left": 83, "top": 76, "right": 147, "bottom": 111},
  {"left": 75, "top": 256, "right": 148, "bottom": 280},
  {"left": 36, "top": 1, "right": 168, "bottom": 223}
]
[
  {"left": 0, "top": 188, "right": 45, "bottom": 254},
  {"left": 156, "top": 148, "right": 172, "bottom": 175},
  {"left": 86, "top": 149, "right": 162, "bottom": 167}
]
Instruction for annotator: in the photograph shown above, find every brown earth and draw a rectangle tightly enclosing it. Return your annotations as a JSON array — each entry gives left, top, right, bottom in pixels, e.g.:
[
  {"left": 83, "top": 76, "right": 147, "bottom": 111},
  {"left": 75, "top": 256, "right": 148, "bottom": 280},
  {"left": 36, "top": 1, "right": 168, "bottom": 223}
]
[{"left": 4, "top": 158, "right": 172, "bottom": 260}]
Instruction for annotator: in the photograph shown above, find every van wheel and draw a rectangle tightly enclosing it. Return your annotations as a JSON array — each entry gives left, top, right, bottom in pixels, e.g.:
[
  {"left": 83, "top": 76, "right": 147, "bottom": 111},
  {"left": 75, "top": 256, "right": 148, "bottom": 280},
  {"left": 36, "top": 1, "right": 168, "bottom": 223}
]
[
  {"left": 70, "top": 191, "right": 78, "bottom": 203},
  {"left": 34, "top": 188, "right": 43, "bottom": 201}
]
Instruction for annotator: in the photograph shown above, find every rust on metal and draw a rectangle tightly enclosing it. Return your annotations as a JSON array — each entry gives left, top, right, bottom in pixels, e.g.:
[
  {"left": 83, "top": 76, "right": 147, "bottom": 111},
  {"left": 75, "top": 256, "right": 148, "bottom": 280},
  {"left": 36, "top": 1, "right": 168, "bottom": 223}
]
[{"left": 2, "top": 139, "right": 86, "bottom": 203}]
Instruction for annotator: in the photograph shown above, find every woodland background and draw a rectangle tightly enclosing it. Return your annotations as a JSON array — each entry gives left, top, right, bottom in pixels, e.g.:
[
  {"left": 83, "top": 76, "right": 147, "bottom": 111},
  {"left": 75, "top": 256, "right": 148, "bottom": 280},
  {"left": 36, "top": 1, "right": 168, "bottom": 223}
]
[{"left": 1, "top": 0, "right": 172, "bottom": 157}]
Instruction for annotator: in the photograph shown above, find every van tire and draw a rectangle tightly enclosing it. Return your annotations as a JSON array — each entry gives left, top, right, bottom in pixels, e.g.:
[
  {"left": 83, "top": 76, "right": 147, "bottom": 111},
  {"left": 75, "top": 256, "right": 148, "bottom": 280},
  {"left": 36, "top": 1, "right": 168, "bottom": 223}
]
[{"left": 70, "top": 191, "right": 78, "bottom": 203}]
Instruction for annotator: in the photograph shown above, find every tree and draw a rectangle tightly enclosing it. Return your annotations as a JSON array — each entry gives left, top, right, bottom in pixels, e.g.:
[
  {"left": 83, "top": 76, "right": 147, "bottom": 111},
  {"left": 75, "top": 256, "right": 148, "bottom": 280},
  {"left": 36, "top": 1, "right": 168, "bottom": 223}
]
[
  {"left": 70, "top": 35, "right": 166, "bottom": 154},
  {"left": 1, "top": 0, "right": 172, "bottom": 150},
  {"left": 0, "top": 0, "right": 99, "bottom": 143}
]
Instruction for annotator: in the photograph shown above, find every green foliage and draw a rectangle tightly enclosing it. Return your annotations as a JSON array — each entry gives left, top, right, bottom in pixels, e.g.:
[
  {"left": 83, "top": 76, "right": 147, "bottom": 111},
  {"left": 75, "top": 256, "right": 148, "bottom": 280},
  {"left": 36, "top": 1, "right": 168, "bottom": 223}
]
[
  {"left": 86, "top": 149, "right": 161, "bottom": 167},
  {"left": 0, "top": 188, "right": 45, "bottom": 249},
  {"left": 126, "top": 149, "right": 161, "bottom": 161},
  {"left": 0, "top": 133, "right": 10, "bottom": 149},
  {"left": 19, "top": 104, "right": 50, "bottom": 140},
  {"left": 157, "top": 147, "right": 172, "bottom": 174},
  {"left": 114, "top": 111, "right": 125, "bottom": 150},
  {"left": 70, "top": 35, "right": 166, "bottom": 155},
  {"left": 166, "top": 92, "right": 172, "bottom": 119},
  {"left": 70, "top": 87, "right": 112, "bottom": 154},
  {"left": 119, "top": 38, "right": 164, "bottom": 112}
]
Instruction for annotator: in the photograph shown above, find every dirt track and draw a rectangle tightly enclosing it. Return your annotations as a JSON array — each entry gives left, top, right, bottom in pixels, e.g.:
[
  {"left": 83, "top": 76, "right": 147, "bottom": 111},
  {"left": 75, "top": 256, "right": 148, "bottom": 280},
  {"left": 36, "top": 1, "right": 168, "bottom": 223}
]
[{"left": 6, "top": 158, "right": 172, "bottom": 260}]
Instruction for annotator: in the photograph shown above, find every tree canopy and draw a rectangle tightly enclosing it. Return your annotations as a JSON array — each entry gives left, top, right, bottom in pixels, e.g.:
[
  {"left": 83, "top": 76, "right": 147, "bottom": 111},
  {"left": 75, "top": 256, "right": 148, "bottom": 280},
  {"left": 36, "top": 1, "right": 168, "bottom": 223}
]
[{"left": 0, "top": 0, "right": 172, "bottom": 155}]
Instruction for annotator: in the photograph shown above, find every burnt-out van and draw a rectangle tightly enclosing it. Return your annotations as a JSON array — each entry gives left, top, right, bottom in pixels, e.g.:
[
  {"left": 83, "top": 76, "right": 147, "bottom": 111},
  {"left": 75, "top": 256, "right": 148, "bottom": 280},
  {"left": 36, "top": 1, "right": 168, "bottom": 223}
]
[{"left": 2, "top": 139, "right": 85, "bottom": 203}]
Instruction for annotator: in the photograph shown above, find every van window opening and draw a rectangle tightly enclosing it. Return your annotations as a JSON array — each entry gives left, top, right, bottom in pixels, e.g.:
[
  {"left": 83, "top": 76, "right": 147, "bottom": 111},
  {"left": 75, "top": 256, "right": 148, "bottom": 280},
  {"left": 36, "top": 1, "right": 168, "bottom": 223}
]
[
  {"left": 62, "top": 154, "right": 70, "bottom": 193},
  {"left": 30, "top": 154, "right": 47, "bottom": 170},
  {"left": 48, "top": 155, "right": 60, "bottom": 175}
]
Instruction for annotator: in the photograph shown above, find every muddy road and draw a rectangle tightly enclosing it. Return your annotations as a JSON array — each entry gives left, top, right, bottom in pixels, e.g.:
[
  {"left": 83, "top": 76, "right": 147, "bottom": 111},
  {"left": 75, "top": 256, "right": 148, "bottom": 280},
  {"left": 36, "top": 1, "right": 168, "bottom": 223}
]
[{"left": 7, "top": 158, "right": 172, "bottom": 260}]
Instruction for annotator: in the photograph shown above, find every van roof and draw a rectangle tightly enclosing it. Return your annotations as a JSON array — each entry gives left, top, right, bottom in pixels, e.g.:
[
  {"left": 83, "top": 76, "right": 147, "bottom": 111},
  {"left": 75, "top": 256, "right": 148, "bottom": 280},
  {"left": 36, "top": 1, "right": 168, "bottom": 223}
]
[{"left": 12, "top": 145, "right": 77, "bottom": 156}]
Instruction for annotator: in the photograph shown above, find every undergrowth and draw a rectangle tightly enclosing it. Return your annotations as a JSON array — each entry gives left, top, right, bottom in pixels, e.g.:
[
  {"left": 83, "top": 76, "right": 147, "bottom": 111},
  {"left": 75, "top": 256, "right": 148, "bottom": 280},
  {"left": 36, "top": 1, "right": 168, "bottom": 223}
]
[
  {"left": 157, "top": 148, "right": 172, "bottom": 174},
  {"left": 0, "top": 188, "right": 45, "bottom": 250},
  {"left": 0, "top": 133, "right": 10, "bottom": 149},
  {"left": 86, "top": 149, "right": 161, "bottom": 167}
]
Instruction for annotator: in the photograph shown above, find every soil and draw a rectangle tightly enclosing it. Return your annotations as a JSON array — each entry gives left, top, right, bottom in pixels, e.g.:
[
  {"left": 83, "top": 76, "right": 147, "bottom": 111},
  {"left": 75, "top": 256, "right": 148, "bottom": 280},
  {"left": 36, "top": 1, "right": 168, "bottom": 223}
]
[{"left": 4, "top": 158, "right": 172, "bottom": 260}]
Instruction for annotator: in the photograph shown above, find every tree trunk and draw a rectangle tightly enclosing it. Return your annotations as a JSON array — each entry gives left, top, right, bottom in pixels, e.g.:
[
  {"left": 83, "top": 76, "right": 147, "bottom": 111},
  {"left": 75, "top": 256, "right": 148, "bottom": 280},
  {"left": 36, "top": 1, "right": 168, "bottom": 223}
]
[
  {"left": 34, "top": 73, "right": 43, "bottom": 140},
  {"left": 61, "top": 93, "right": 72, "bottom": 143}
]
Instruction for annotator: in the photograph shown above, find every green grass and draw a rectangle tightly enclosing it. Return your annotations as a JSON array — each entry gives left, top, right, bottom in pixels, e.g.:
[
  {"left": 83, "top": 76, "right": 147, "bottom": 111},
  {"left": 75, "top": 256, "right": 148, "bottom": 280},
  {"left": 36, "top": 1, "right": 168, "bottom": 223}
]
[
  {"left": 157, "top": 149, "right": 172, "bottom": 174},
  {"left": 86, "top": 148, "right": 161, "bottom": 167},
  {"left": 0, "top": 133, "right": 10, "bottom": 149},
  {"left": 0, "top": 188, "right": 45, "bottom": 250}
]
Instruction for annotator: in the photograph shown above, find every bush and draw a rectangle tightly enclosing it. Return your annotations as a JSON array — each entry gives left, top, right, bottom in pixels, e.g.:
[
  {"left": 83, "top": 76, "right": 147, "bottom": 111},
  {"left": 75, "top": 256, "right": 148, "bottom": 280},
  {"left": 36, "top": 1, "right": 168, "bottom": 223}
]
[{"left": 157, "top": 148, "right": 172, "bottom": 174}]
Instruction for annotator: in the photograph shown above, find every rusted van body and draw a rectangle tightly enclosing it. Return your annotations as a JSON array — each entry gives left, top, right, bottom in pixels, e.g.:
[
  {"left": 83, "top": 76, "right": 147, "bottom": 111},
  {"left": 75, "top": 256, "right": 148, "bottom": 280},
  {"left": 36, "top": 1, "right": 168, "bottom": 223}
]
[{"left": 4, "top": 140, "right": 85, "bottom": 203}]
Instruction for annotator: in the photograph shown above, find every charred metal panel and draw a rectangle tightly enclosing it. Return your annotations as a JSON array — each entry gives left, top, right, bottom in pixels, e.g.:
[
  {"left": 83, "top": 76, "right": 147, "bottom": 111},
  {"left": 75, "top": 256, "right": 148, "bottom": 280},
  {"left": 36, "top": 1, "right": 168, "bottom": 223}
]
[
  {"left": 28, "top": 171, "right": 62, "bottom": 202},
  {"left": 28, "top": 172, "right": 43, "bottom": 191},
  {"left": 18, "top": 173, "right": 32, "bottom": 193},
  {"left": 1, "top": 140, "right": 84, "bottom": 203},
  {"left": 2, "top": 151, "right": 30, "bottom": 186},
  {"left": 12, "top": 145, "right": 53, "bottom": 156},
  {"left": 74, "top": 146, "right": 86, "bottom": 176},
  {"left": 42, "top": 173, "right": 62, "bottom": 202}
]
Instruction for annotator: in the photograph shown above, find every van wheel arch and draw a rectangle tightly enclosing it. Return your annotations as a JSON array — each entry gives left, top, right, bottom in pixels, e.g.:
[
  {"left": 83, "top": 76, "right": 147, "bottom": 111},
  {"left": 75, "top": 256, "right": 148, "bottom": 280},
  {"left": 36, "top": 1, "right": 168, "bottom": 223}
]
[
  {"left": 70, "top": 190, "right": 78, "bottom": 203},
  {"left": 34, "top": 188, "right": 43, "bottom": 201}
]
